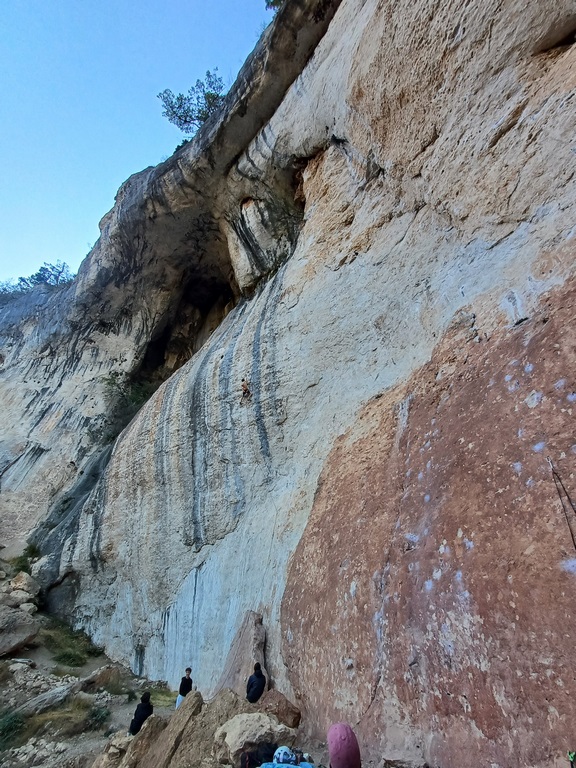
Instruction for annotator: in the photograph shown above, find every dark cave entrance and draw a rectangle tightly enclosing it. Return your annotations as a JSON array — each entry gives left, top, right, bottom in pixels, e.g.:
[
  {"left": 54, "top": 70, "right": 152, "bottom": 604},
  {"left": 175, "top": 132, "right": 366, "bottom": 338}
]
[{"left": 133, "top": 270, "right": 235, "bottom": 392}]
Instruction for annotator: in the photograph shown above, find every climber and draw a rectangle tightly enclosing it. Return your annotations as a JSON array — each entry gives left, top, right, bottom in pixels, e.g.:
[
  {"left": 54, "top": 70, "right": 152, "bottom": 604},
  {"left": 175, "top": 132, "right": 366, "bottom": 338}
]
[
  {"left": 568, "top": 750, "right": 576, "bottom": 768},
  {"left": 241, "top": 378, "right": 252, "bottom": 403},
  {"left": 175, "top": 666, "right": 194, "bottom": 709},
  {"left": 129, "top": 691, "right": 153, "bottom": 735},
  {"left": 246, "top": 661, "right": 266, "bottom": 703},
  {"left": 327, "top": 723, "right": 361, "bottom": 768}
]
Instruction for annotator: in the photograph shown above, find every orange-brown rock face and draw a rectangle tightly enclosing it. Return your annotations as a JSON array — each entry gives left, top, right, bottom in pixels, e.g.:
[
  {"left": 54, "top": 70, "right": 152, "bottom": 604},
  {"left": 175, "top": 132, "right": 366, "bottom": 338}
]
[{"left": 283, "top": 279, "right": 576, "bottom": 767}]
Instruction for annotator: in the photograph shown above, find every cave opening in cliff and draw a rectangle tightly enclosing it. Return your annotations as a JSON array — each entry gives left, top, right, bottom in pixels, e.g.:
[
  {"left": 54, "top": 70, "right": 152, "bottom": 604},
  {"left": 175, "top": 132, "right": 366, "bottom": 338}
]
[{"left": 135, "top": 270, "right": 235, "bottom": 389}]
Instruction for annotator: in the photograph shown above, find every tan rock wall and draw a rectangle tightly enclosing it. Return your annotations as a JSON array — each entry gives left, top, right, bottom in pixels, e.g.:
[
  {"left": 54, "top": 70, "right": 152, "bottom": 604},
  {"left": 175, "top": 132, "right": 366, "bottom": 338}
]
[
  {"left": 1, "top": 0, "right": 575, "bottom": 765},
  {"left": 58, "top": 0, "right": 576, "bottom": 717}
]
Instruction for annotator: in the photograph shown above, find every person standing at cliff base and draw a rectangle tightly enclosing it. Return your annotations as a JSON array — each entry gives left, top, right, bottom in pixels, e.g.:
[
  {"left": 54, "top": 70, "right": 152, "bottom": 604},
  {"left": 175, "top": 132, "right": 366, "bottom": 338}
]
[
  {"left": 176, "top": 667, "right": 193, "bottom": 708},
  {"left": 327, "top": 723, "right": 361, "bottom": 768},
  {"left": 246, "top": 661, "right": 266, "bottom": 703},
  {"left": 129, "top": 691, "right": 153, "bottom": 735}
]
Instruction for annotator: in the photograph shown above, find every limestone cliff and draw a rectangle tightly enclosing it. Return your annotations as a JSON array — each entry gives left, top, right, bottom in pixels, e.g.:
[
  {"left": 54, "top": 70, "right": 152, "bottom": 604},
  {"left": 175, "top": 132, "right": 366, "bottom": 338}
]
[{"left": 1, "top": 0, "right": 576, "bottom": 765}]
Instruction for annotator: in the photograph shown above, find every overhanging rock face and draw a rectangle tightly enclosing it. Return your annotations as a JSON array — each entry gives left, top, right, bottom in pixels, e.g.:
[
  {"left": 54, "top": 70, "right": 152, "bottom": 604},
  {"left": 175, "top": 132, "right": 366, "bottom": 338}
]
[
  {"left": 0, "top": 0, "right": 342, "bottom": 556},
  {"left": 2, "top": 0, "right": 576, "bottom": 765}
]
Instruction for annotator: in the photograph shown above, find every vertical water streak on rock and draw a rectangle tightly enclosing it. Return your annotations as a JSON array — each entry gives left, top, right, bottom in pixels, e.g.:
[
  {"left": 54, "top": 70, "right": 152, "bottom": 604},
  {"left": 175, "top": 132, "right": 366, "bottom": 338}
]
[
  {"left": 124, "top": 385, "right": 176, "bottom": 580},
  {"left": 185, "top": 303, "right": 253, "bottom": 548},
  {"left": 194, "top": 363, "right": 219, "bottom": 549},
  {"left": 2, "top": 443, "right": 49, "bottom": 490},
  {"left": 267, "top": 268, "right": 288, "bottom": 429},
  {"left": 29, "top": 443, "right": 114, "bottom": 618},
  {"left": 134, "top": 644, "right": 145, "bottom": 677},
  {"left": 218, "top": 301, "right": 253, "bottom": 519},
  {"left": 248, "top": 265, "right": 288, "bottom": 475},
  {"left": 152, "top": 372, "right": 197, "bottom": 550},
  {"left": 185, "top": 350, "right": 214, "bottom": 549},
  {"left": 85, "top": 447, "right": 115, "bottom": 572},
  {"left": 178, "top": 263, "right": 288, "bottom": 550},
  {"left": 160, "top": 562, "right": 202, "bottom": 681}
]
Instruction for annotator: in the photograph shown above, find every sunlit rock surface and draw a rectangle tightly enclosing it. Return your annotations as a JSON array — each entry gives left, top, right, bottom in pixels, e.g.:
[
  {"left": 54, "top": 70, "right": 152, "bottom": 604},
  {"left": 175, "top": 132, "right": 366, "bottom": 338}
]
[{"left": 1, "top": 0, "right": 576, "bottom": 765}]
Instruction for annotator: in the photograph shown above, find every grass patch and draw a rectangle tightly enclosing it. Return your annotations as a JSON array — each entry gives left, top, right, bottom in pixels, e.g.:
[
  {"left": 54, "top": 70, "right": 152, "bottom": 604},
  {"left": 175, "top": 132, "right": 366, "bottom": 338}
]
[
  {"left": 19, "top": 700, "right": 110, "bottom": 742},
  {"left": 9, "top": 555, "right": 31, "bottom": 575},
  {"left": 39, "top": 618, "right": 103, "bottom": 668},
  {"left": 0, "top": 710, "right": 25, "bottom": 751},
  {"left": 86, "top": 707, "right": 110, "bottom": 730},
  {"left": 25, "top": 543, "right": 41, "bottom": 559},
  {"left": 53, "top": 650, "right": 89, "bottom": 667},
  {"left": 8, "top": 544, "right": 42, "bottom": 576},
  {"left": 147, "top": 685, "right": 176, "bottom": 708}
]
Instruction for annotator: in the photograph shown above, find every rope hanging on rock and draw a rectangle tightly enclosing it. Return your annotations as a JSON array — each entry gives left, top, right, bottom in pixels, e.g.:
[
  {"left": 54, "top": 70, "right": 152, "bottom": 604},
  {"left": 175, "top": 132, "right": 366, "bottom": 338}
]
[{"left": 547, "top": 456, "right": 576, "bottom": 553}]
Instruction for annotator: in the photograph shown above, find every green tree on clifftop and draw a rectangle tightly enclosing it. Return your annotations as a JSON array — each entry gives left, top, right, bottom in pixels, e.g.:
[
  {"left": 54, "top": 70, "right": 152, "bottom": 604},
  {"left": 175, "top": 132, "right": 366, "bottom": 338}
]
[
  {"left": 0, "top": 261, "right": 74, "bottom": 295},
  {"left": 157, "top": 69, "right": 226, "bottom": 135}
]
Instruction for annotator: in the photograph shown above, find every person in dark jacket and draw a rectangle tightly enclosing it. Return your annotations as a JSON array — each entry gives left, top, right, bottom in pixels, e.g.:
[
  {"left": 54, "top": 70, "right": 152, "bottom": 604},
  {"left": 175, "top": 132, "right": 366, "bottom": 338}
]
[
  {"left": 176, "top": 667, "right": 193, "bottom": 709},
  {"left": 246, "top": 662, "right": 266, "bottom": 703},
  {"left": 129, "top": 691, "right": 153, "bottom": 735}
]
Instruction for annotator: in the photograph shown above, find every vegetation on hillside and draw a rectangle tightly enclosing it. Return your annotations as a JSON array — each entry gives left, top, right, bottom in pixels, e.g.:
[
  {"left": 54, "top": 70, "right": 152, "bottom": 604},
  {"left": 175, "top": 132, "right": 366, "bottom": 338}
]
[
  {"left": 0, "top": 261, "right": 75, "bottom": 298},
  {"left": 100, "top": 371, "right": 159, "bottom": 442},
  {"left": 0, "top": 701, "right": 111, "bottom": 752},
  {"left": 40, "top": 618, "right": 104, "bottom": 668},
  {"left": 158, "top": 0, "right": 285, "bottom": 140},
  {"left": 0, "top": 710, "right": 25, "bottom": 751},
  {"left": 9, "top": 544, "right": 41, "bottom": 575}
]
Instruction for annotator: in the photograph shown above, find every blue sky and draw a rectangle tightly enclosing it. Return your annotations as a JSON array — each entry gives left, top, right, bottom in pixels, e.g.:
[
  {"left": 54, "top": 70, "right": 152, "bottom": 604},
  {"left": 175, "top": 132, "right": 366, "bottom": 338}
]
[{"left": 0, "top": 0, "right": 275, "bottom": 282}]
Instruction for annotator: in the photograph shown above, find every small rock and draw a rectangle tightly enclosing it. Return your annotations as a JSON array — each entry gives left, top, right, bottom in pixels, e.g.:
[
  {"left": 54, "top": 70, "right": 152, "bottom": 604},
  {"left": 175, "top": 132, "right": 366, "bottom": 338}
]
[
  {"left": 0, "top": 592, "right": 22, "bottom": 608},
  {"left": 214, "top": 712, "right": 297, "bottom": 768},
  {"left": 0, "top": 604, "right": 40, "bottom": 656},
  {"left": 258, "top": 689, "right": 301, "bottom": 728},
  {"left": 9, "top": 662, "right": 30, "bottom": 673},
  {"left": 14, "top": 682, "right": 79, "bottom": 716},
  {"left": 10, "top": 572, "right": 41, "bottom": 598},
  {"left": 9, "top": 589, "right": 32, "bottom": 606},
  {"left": 19, "top": 602, "right": 38, "bottom": 615}
]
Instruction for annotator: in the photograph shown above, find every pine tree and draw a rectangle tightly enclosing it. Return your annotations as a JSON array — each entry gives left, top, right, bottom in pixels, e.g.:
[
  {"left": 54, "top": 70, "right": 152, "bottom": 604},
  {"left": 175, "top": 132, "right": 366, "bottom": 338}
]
[{"left": 158, "top": 69, "right": 226, "bottom": 135}]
